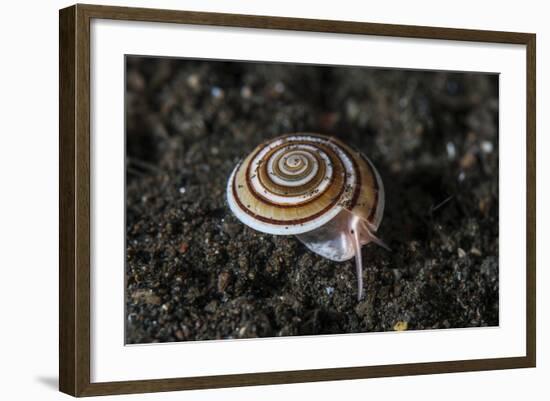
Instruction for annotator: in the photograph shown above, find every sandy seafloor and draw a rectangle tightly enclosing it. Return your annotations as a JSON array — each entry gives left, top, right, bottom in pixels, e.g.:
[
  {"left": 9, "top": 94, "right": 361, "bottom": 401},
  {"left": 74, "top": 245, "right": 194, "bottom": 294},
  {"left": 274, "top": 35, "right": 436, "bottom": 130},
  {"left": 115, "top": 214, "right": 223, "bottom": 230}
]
[{"left": 125, "top": 57, "right": 499, "bottom": 344}]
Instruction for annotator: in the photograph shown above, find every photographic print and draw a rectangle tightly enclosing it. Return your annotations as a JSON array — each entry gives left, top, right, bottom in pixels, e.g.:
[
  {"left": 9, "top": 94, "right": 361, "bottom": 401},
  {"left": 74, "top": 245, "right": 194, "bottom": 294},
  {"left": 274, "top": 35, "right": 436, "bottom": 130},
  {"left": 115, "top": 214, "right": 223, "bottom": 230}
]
[
  {"left": 125, "top": 56, "right": 499, "bottom": 344},
  {"left": 59, "top": 6, "right": 535, "bottom": 395}
]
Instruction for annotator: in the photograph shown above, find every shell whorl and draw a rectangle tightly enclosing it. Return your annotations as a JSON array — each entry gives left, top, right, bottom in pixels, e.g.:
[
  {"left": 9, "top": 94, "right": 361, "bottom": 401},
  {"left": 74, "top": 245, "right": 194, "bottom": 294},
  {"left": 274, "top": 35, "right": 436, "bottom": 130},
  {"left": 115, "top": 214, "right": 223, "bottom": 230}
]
[{"left": 227, "top": 134, "right": 383, "bottom": 235}]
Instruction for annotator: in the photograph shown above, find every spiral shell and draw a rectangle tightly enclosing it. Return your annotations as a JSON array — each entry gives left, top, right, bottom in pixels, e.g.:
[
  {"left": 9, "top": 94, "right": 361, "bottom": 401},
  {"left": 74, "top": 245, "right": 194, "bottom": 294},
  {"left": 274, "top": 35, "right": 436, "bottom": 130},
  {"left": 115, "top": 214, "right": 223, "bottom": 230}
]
[{"left": 227, "top": 134, "right": 384, "bottom": 236}]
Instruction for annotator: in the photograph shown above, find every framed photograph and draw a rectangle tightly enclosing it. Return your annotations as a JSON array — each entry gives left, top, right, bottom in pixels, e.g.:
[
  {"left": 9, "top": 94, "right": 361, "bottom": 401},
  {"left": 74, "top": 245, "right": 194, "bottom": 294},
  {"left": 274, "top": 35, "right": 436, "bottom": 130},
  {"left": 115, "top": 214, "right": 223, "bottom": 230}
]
[{"left": 59, "top": 4, "right": 536, "bottom": 397}]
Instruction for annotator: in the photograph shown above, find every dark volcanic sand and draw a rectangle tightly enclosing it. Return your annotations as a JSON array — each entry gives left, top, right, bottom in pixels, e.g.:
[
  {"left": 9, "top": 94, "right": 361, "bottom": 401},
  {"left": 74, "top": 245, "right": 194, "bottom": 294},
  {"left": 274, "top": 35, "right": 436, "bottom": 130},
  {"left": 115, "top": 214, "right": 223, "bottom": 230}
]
[{"left": 125, "top": 57, "right": 499, "bottom": 343}]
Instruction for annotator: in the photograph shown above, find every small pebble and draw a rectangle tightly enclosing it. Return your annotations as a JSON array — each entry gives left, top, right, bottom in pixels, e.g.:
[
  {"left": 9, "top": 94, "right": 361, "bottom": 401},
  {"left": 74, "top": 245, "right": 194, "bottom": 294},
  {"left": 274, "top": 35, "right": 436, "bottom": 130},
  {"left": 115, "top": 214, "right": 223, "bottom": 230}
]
[
  {"left": 392, "top": 269, "right": 403, "bottom": 281},
  {"left": 205, "top": 300, "right": 218, "bottom": 313},
  {"left": 274, "top": 82, "right": 285, "bottom": 94},
  {"left": 479, "top": 197, "right": 490, "bottom": 214},
  {"left": 460, "top": 152, "right": 476, "bottom": 169},
  {"left": 240, "top": 86, "right": 252, "bottom": 98},
  {"left": 223, "top": 221, "right": 242, "bottom": 237},
  {"left": 458, "top": 248, "right": 466, "bottom": 258},
  {"left": 393, "top": 321, "right": 408, "bottom": 331},
  {"left": 127, "top": 70, "right": 145, "bottom": 92},
  {"left": 180, "top": 325, "right": 190, "bottom": 338},
  {"left": 446, "top": 142, "right": 456, "bottom": 159},
  {"left": 471, "top": 247, "right": 482, "bottom": 256},
  {"left": 131, "top": 289, "right": 161, "bottom": 305},
  {"left": 186, "top": 74, "right": 200, "bottom": 89},
  {"left": 217, "top": 271, "right": 231, "bottom": 293},
  {"left": 179, "top": 187, "right": 186, "bottom": 194},
  {"left": 481, "top": 141, "right": 493, "bottom": 153},
  {"left": 211, "top": 86, "right": 224, "bottom": 98},
  {"left": 346, "top": 101, "right": 360, "bottom": 120},
  {"left": 178, "top": 242, "right": 189, "bottom": 254}
]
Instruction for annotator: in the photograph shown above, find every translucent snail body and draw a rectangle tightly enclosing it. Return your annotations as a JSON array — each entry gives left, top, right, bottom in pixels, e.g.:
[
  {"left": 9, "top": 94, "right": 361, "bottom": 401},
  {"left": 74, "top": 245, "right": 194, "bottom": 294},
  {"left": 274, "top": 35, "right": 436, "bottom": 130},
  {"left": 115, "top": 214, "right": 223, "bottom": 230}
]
[{"left": 226, "top": 134, "right": 387, "bottom": 300}]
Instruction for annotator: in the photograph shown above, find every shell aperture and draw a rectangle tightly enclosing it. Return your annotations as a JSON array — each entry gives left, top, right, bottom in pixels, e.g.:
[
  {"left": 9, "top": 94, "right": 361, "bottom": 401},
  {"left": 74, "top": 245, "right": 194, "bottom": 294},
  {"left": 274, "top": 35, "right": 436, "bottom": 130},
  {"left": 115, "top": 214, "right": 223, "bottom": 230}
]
[{"left": 226, "top": 134, "right": 387, "bottom": 300}]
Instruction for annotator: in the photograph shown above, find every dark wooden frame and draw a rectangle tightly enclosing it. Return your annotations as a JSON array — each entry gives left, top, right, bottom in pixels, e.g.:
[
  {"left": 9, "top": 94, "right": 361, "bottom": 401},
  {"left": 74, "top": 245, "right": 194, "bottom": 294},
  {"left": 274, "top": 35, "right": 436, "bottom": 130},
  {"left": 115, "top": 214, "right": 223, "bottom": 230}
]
[{"left": 59, "top": 3, "right": 536, "bottom": 397}]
